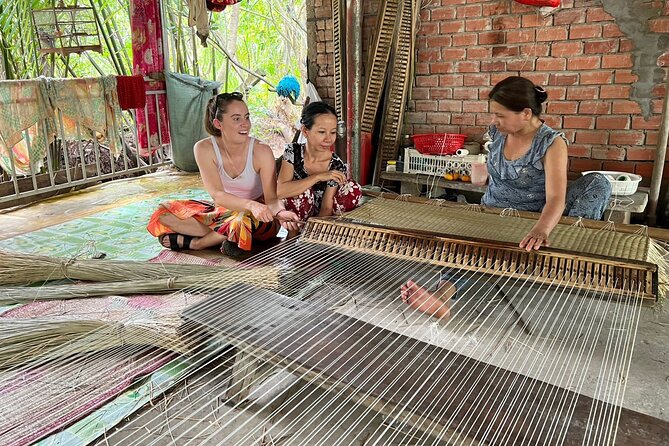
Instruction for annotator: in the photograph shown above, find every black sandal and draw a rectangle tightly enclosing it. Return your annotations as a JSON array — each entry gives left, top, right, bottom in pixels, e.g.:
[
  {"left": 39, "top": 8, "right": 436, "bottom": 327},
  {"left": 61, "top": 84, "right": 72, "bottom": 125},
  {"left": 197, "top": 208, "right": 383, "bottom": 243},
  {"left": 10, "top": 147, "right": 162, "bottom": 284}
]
[{"left": 160, "top": 233, "right": 194, "bottom": 251}]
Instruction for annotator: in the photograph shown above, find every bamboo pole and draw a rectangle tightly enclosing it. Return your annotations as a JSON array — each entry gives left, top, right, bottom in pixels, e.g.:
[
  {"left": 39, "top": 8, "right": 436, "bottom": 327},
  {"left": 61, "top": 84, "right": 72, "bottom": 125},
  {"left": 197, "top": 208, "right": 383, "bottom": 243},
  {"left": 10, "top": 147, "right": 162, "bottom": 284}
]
[{"left": 647, "top": 76, "right": 669, "bottom": 226}]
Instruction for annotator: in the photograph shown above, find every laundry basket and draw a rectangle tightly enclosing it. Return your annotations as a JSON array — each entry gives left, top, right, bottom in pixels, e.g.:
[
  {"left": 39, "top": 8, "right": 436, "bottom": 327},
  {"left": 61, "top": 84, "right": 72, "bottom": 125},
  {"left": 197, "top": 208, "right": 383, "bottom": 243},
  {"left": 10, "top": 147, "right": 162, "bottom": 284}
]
[{"left": 583, "top": 171, "right": 641, "bottom": 196}]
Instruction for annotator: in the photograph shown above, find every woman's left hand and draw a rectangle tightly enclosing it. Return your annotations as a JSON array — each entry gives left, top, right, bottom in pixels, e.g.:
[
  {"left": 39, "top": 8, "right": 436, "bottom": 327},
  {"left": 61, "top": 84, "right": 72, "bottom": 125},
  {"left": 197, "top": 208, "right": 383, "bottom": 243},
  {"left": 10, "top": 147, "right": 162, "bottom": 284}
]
[
  {"left": 520, "top": 226, "right": 550, "bottom": 251},
  {"left": 275, "top": 209, "right": 302, "bottom": 232}
]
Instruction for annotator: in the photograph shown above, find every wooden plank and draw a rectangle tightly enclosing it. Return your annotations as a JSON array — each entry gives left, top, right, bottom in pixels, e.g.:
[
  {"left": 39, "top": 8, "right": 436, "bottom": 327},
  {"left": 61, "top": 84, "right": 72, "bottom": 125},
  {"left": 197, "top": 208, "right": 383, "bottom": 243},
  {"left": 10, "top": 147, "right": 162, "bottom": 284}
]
[{"left": 182, "top": 284, "right": 669, "bottom": 446}]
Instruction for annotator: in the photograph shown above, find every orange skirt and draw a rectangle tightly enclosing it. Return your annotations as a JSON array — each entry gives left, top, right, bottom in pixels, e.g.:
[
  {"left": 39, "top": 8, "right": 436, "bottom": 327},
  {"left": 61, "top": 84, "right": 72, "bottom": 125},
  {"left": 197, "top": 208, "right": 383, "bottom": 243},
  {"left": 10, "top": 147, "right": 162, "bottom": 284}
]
[{"left": 147, "top": 199, "right": 279, "bottom": 251}]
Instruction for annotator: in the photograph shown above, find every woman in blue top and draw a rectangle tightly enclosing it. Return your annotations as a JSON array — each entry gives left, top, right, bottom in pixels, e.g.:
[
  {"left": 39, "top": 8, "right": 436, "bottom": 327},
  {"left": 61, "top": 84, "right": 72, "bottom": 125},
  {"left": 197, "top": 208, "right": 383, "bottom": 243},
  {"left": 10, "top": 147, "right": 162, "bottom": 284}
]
[{"left": 401, "top": 76, "right": 611, "bottom": 321}]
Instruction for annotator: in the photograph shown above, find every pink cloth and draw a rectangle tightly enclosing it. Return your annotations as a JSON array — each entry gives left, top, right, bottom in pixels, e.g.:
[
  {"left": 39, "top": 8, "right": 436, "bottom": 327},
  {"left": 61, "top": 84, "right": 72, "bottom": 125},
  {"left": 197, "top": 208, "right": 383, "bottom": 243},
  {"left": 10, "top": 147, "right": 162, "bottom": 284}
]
[{"left": 130, "top": 0, "right": 170, "bottom": 155}]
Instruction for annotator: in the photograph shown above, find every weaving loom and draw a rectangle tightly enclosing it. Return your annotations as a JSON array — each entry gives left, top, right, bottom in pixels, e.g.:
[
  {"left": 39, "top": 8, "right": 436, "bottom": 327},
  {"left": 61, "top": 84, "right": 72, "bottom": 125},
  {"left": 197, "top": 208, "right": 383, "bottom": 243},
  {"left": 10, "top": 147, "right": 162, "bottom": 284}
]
[{"left": 2, "top": 196, "right": 669, "bottom": 444}]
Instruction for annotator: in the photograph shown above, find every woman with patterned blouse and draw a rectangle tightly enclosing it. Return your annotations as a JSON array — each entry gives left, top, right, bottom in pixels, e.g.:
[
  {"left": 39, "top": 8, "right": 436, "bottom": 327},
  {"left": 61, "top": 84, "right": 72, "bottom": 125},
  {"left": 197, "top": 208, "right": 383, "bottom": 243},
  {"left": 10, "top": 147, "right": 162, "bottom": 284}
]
[
  {"left": 400, "top": 76, "right": 611, "bottom": 322},
  {"left": 277, "top": 101, "right": 361, "bottom": 233}
]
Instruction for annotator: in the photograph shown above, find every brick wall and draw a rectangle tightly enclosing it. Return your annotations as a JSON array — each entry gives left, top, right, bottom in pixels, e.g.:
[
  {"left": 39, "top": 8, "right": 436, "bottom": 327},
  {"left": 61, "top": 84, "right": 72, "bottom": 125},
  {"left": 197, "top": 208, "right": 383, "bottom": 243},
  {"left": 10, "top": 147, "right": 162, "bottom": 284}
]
[{"left": 308, "top": 0, "right": 669, "bottom": 185}]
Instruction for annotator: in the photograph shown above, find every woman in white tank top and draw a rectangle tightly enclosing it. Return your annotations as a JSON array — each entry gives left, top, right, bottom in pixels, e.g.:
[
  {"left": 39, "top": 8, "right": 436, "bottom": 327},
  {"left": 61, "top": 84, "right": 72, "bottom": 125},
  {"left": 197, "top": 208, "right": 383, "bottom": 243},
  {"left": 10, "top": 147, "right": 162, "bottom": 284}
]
[{"left": 147, "top": 92, "right": 299, "bottom": 255}]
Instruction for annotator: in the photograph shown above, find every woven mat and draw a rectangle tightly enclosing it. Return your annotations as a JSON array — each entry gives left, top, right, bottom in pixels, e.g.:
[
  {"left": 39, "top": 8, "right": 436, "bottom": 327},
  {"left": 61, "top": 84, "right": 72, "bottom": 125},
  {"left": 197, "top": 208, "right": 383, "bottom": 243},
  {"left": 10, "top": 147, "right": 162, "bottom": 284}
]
[{"left": 345, "top": 198, "right": 650, "bottom": 262}]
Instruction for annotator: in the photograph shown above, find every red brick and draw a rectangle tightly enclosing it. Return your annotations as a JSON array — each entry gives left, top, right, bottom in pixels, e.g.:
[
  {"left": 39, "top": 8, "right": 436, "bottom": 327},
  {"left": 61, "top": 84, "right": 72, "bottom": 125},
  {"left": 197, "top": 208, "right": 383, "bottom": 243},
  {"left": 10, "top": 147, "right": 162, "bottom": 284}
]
[
  {"left": 463, "top": 73, "right": 490, "bottom": 86},
  {"left": 478, "top": 31, "right": 504, "bottom": 45},
  {"left": 536, "top": 27, "right": 569, "bottom": 42},
  {"left": 596, "top": 116, "right": 630, "bottom": 130},
  {"left": 649, "top": 17, "right": 669, "bottom": 33},
  {"left": 567, "top": 56, "right": 601, "bottom": 70},
  {"left": 567, "top": 86, "right": 599, "bottom": 100},
  {"left": 467, "top": 47, "right": 491, "bottom": 59},
  {"left": 431, "top": 62, "right": 455, "bottom": 73},
  {"left": 551, "top": 41, "right": 584, "bottom": 57},
  {"left": 418, "top": 49, "right": 441, "bottom": 62},
  {"left": 416, "top": 75, "right": 439, "bottom": 87},
  {"left": 466, "top": 18, "right": 491, "bottom": 32},
  {"left": 412, "top": 88, "right": 430, "bottom": 100},
  {"left": 564, "top": 116, "right": 595, "bottom": 129},
  {"left": 452, "top": 33, "right": 477, "bottom": 46},
  {"left": 438, "top": 74, "right": 464, "bottom": 86},
  {"left": 441, "top": 0, "right": 467, "bottom": 5},
  {"left": 480, "top": 61, "right": 506, "bottom": 72},
  {"left": 431, "top": 8, "right": 457, "bottom": 21},
  {"left": 554, "top": 9, "right": 587, "bottom": 25},
  {"left": 603, "top": 161, "right": 635, "bottom": 172},
  {"left": 507, "top": 59, "right": 536, "bottom": 71},
  {"left": 570, "top": 24, "right": 602, "bottom": 39},
  {"left": 652, "top": 83, "right": 667, "bottom": 97},
  {"left": 536, "top": 57, "right": 567, "bottom": 71},
  {"left": 579, "top": 101, "right": 612, "bottom": 114},
  {"left": 568, "top": 145, "right": 592, "bottom": 158},
  {"left": 415, "top": 62, "right": 430, "bottom": 75},
  {"left": 585, "top": 7, "right": 615, "bottom": 22},
  {"left": 575, "top": 130, "right": 609, "bottom": 145},
  {"left": 627, "top": 148, "right": 655, "bottom": 161},
  {"left": 475, "top": 113, "right": 492, "bottom": 126},
  {"left": 619, "top": 39, "right": 634, "bottom": 52},
  {"left": 491, "top": 72, "right": 518, "bottom": 85},
  {"left": 632, "top": 115, "right": 662, "bottom": 130},
  {"left": 584, "top": 39, "right": 619, "bottom": 54},
  {"left": 633, "top": 163, "right": 654, "bottom": 182},
  {"left": 405, "top": 112, "right": 427, "bottom": 124},
  {"left": 646, "top": 131, "right": 659, "bottom": 146},
  {"left": 550, "top": 73, "right": 579, "bottom": 85},
  {"left": 612, "top": 100, "right": 642, "bottom": 114},
  {"left": 507, "top": 29, "right": 536, "bottom": 44},
  {"left": 426, "top": 35, "right": 453, "bottom": 47},
  {"left": 440, "top": 21, "right": 465, "bottom": 34},
  {"left": 542, "top": 115, "right": 563, "bottom": 129},
  {"left": 653, "top": 98, "right": 665, "bottom": 113},
  {"left": 609, "top": 131, "right": 646, "bottom": 145},
  {"left": 413, "top": 100, "right": 438, "bottom": 112},
  {"left": 482, "top": 2, "right": 509, "bottom": 16},
  {"left": 570, "top": 159, "right": 602, "bottom": 172},
  {"left": 426, "top": 113, "right": 452, "bottom": 125},
  {"left": 547, "top": 101, "right": 579, "bottom": 114},
  {"left": 603, "top": 23, "right": 625, "bottom": 38},
  {"left": 418, "top": 22, "right": 439, "bottom": 36},
  {"left": 453, "top": 87, "right": 478, "bottom": 100},
  {"left": 492, "top": 45, "right": 519, "bottom": 58},
  {"left": 442, "top": 48, "right": 467, "bottom": 60},
  {"left": 457, "top": 4, "right": 482, "bottom": 18},
  {"left": 600, "top": 85, "right": 631, "bottom": 99},
  {"left": 451, "top": 114, "right": 476, "bottom": 126},
  {"left": 492, "top": 16, "right": 520, "bottom": 30},
  {"left": 414, "top": 124, "right": 436, "bottom": 134},
  {"left": 522, "top": 13, "right": 551, "bottom": 28},
  {"left": 580, "top": 71, "right": 614, "bottom": 85},
  {"left": 659, "top": 52, "right": 669, "bottom": 67},
  {"left": 602, "top": 54, "right": 633, "bottom": 69},
  {"left": 463, "top": 101, "right": 488, "bottom": 113},
  {"left": 457, "top": 61, "right": 481, "bottom": 72},
  {"left": 434, "top": 124, "right": 461, "bottom": 134},
  {"left": 519, "top": 43, "right": 550, "bottom": 57},
  {"left": 547, "top": 87, "right": 567, "bottom": 100},
  {"left": 431, "top": 88, "right": 453, "bottom": 100},
  {"left": 522, "top": 72, "right": 549, "bottom": 86},
  {"left": 562, "top": 129, "right": 575, "bottom": 143},
  {"left": 592, "top": 147, "right": 626, "bottom": 160}
]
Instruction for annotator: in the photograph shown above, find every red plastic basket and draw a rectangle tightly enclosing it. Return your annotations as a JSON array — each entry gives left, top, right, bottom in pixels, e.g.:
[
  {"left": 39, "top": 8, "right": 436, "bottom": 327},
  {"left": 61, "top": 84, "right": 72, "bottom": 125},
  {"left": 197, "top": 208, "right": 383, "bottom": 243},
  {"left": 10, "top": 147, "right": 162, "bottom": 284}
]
[{"left": 412, "top": 133, "right": 467, "bottom": 155}]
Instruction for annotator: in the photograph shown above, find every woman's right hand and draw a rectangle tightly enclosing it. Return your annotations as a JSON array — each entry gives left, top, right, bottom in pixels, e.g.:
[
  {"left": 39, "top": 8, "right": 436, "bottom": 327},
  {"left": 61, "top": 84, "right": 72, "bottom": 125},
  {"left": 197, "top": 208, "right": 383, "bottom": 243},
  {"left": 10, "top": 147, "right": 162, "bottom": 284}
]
[
  {"left": 247, "top": 201, "right": 273, "bottom": 222},
  {"left": 316, "top": 170, "right": 347, "bottom": 185}
]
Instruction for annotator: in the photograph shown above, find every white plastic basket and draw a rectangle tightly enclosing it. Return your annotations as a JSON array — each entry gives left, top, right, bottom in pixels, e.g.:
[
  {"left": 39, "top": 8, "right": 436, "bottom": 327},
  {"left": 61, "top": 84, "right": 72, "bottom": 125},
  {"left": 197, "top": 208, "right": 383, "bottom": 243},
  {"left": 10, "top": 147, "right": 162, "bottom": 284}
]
[
  {"left": 582, "top": 170, "right": 641, "bottom": 196},
  {"left": 404, "top": 148, "right": 485, "bottom": 176}
]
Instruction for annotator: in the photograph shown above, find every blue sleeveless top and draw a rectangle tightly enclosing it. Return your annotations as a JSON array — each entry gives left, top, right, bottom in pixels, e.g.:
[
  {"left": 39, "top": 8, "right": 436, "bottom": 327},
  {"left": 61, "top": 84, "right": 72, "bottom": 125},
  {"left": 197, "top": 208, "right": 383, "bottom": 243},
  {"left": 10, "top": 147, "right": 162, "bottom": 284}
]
[{"left": 481, "top": 124, "right": 567, "bottom": 212}]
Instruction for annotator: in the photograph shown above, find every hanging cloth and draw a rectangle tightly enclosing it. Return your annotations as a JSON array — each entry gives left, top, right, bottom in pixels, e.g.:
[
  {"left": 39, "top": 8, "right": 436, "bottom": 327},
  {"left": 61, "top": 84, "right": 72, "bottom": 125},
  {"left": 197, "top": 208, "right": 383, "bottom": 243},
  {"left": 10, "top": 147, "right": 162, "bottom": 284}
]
[
  {"left": 206, "top": 0, "right": 241, "bottom": 13},
  {"left": 188, "top": 0, "right": 210, "bottom": 47},
  {"left": 116, "top": 75, "right": 146, "bottom": 110}
]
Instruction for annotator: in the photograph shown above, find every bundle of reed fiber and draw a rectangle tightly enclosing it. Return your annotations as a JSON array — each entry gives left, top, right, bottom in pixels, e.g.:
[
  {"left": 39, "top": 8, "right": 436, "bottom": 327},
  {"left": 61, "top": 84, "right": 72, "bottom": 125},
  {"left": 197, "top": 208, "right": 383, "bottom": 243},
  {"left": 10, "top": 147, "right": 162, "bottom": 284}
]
[
  {"left": 0, "top": 250, "right": 225, "bottom": 286},
  {"left": 0, "top": 318, "right": 181, "bottom": 368},
  {"left": 0, "top": 266, "right": 280, "bottom": 305}
]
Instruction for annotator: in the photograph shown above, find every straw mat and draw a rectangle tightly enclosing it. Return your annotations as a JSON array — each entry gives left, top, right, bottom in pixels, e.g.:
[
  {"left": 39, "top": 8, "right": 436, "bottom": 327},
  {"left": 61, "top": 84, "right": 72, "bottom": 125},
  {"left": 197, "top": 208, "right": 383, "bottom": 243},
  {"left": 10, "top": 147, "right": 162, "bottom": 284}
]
[{"left": 344, "top": 198, "right": 651, "bottom": 262}]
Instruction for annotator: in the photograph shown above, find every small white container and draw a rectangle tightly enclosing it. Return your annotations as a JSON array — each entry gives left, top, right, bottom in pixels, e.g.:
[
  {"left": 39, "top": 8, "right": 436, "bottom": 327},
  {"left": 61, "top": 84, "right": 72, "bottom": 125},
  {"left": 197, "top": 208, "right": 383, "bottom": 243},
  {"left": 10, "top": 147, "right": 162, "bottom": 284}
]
[{"left": 582, "top": 170, "right": 641, "bottom": 196}]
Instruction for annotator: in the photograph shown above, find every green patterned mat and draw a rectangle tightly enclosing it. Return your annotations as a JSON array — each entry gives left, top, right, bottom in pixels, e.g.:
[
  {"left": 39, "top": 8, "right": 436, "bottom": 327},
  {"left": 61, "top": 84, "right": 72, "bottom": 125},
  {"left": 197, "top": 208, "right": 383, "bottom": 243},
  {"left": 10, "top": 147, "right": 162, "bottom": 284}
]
[{"left": 0, "top": 189, "right": 209, "bottom": 260}]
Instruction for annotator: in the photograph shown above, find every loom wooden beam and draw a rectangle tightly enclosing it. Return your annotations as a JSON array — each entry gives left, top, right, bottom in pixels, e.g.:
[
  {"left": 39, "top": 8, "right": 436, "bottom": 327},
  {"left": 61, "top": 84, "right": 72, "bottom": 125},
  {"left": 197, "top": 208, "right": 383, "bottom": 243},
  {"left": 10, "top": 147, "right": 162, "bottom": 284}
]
[
  {"left": 183, "top": 285, "right": 669, "bottom": 446},
  {"left": 302, "top": 219, "right": 658, "bottom": 303}
]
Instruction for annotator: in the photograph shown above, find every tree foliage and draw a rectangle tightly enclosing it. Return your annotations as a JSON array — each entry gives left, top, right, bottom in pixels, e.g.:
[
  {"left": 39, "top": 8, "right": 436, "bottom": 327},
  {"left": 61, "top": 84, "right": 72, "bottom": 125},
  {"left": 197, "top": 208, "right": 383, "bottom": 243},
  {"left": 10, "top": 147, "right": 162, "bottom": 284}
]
[{"left": 0, "top": 0, "right": 307, "bottom": 150}]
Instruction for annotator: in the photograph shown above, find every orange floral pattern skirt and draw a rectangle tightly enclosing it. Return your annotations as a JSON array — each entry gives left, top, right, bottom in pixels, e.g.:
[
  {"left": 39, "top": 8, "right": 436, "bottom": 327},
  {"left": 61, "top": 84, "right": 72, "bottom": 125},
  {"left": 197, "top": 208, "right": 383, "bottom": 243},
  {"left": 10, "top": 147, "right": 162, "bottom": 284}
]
[{"left": 147, "top": 199, "right": 279, "bottom": 251}]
